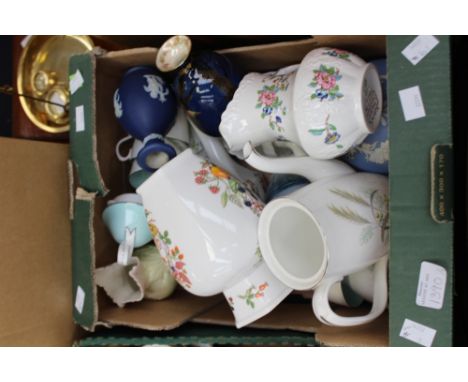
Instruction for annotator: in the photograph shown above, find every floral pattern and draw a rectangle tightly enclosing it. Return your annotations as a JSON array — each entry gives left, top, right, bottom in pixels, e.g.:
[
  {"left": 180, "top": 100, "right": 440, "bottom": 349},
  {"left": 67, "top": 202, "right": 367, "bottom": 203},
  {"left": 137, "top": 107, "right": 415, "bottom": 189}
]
[
  {"left": 145, "top": 211, "right": 192, "bottom": 289},
  {"left": 322, "top": 48, "right": 351, "bottom": 61},
  {"left": 256, "top": 73, "right": 290, "bottom": 133},
  {"left": 193, "top": 161, "right": 264, "bottom": 216},
  {"left": 328, "top": 188, "right": 389, "bottom": 245},
  {"left": 309, "top": 64, "right": 343, "bottom": 101},
  {"left": 238, "top": 282, "right": 269, "bottom": 308},
  {"left": 309, "top": 115, "right": 343, "bottom": 149}
]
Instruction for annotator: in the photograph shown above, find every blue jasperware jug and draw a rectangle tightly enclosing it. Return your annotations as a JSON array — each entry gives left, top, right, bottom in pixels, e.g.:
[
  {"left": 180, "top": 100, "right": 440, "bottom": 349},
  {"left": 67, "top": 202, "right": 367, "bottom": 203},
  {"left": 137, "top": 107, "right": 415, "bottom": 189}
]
[{"left": 113, "top": 66, "right": 178, "bottom": 172}]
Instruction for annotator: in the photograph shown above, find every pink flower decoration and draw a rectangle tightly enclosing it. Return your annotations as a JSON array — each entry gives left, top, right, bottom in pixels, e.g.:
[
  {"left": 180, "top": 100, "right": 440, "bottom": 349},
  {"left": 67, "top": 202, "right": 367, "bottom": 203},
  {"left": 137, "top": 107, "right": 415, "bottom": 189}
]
[
  {"left": 175, "top": 261, "right": 185, "bottom": 270},
  {"left": 315, "top": 72, "right": 336, "bottom": 90},
  {"left": 259, "top": 91, "right": 276, "bottom": 106},
  {"left": 195, "top": 176, "right": 205, "bottom": 184}
]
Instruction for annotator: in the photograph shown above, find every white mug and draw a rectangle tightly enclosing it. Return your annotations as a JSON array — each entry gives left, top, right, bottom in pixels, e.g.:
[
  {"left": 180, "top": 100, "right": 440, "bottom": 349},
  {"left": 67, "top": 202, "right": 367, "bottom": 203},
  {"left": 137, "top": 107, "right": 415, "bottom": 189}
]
[
  {"left": 137, "top": 148, "right": 292, "bottom": 328},
  {"left": 243, "top": 143, "right": 388, "bottom": 326}
]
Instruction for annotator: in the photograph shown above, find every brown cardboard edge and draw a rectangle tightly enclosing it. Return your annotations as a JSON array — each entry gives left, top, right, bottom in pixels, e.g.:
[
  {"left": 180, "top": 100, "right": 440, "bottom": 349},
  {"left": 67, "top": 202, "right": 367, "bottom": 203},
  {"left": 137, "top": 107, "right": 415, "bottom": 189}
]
[
  {"left": 75, "top": 187, "right": 99, "bottom": 331},
  {"left": 219, "top": 35, "right": 386, "bottom": 57},
  {"left": 193, "top": 301, "right": 388, "bottom": 346},
  {"left": 98, "top": 292, "right": 224, "bottom": 331}
]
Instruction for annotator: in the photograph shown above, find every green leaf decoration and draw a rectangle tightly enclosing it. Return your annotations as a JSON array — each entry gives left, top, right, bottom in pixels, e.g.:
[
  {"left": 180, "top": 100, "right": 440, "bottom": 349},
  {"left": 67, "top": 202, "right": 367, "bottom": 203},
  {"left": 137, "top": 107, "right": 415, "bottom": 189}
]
[
  {"left": 336, "top": 144, "right": 343, "bottom": 149},
  {"left": 329, "top": 124, "right": 337, "bottom": 131},
  {"left": 309, "top": 128, "right": 325, "bottom": 136},
  {"left": 221, "top": 191, "right": 228, "bottom": 207},
  {"left": 330, "top": 188, "right": 371, "bottom": 207},
  {"left": 248, "top": 300, "right": 255, "bottom": 308},
  {"left": 328, "top": 205, "right": 371, "bottom": 225},
  {"left": 256, "top": 103, "right": 262, "bottom": 109},
  {"left": 228, "top": 179, "right": 238, "bottom": 192},
  {"left": 360, "top": 225, "right": 374, "bottom": 245},
  {"left": 229, "top": 194, "right": 244, "bottom": 208}
]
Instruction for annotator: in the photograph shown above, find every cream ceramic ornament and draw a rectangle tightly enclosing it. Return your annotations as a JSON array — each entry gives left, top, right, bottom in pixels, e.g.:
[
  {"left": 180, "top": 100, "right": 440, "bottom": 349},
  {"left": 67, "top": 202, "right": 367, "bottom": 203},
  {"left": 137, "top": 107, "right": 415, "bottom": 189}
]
[
  {"left": 244, "top": 143, "right": 388, "bottom": 327},
  {"left": 137, "top": 148, "right": 292, "bottom": 328}
]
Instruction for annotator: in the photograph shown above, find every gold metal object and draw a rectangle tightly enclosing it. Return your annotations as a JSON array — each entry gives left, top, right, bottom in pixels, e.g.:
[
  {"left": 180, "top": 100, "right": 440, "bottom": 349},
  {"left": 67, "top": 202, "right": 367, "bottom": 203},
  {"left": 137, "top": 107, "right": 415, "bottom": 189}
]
[{"left": 17, "top": 35, "right": 94, "bottom": 133}]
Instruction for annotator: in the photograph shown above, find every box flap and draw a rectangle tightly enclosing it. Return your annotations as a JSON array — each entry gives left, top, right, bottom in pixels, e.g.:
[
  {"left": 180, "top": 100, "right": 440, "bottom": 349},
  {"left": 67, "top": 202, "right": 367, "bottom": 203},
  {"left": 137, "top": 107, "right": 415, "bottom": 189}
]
[
  {"left": 99, "top": 290, "right": 223, "bottom": 331},
  {"left": 388, "top": 35, "right": 453, "bottom": 346},
  {"left": 0, "top": 138, "right": 77, "bottom": 345}
]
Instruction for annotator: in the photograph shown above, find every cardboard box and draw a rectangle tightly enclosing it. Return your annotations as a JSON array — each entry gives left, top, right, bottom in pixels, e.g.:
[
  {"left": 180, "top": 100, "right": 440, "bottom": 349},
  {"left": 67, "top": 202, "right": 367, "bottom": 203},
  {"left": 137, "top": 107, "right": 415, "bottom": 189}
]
[{"left": 0, "top": 36, "right": 456, "bottom": 346}]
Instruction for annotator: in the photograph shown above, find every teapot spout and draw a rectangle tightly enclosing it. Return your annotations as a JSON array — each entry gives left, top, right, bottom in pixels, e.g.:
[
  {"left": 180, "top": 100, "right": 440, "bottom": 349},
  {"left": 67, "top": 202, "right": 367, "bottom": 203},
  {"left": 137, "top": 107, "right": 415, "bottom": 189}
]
[{"left": 243, "top": 142, "right": 355, "bottom": 182}]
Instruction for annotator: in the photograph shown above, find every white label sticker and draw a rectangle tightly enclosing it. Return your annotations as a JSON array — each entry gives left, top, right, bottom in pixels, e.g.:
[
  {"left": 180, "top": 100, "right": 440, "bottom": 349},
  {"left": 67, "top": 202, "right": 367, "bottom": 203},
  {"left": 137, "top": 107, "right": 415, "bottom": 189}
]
[
  {"left": 20, "top": 35, "right": 32, "bottom": 48},
  {"left": 75, "top": 286, "right": 85, "bottom": 314},
  {"left": 69, "top": 70, "right": 84, "bottom": 95},
  {"left": 402, "top": 35, "right": 440, "bottom": 65},
  {"left": 117, "top": 228, "right": 136, "bottom": 266},
  {"left": 399, "top": 86, "right": 426, "bottom": 121},
  {"left": 416, "top": 261, "right": 447, "bottom": 309},
  {"left": 75, "top": 105, "right": 85, "bottom": 132},
  {"left": 400, "top": 319, "right": 436, "bottom": 347}
]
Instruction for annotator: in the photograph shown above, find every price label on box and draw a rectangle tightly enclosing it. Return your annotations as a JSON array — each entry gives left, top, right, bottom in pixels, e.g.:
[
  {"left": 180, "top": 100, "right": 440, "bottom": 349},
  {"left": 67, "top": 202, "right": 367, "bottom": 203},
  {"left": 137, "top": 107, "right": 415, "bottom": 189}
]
[{"left": 416, "top": 261, "right": 447, "bottom": 310}]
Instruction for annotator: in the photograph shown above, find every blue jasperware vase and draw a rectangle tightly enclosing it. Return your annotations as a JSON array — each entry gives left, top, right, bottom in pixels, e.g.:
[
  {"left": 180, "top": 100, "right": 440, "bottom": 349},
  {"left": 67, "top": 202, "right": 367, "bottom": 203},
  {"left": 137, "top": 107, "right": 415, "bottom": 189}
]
[
  {"left": 156, "top": 36, "right": 242, "bottom": 137},
  {"left": 342, "top": 58, "right": 388, "bottom": 174},
  {"left": 113, "top": 66, "right": 178, "bottom": 172}
]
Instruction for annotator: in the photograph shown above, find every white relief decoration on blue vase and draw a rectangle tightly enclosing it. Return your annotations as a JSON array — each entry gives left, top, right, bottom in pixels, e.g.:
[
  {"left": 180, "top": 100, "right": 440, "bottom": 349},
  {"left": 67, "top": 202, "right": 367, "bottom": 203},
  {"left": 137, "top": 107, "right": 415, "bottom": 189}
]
[
  {"left": 351, "top": 140, "right": 389, "bottom": 165},
  {"left": 113, "top": 89, "right": 123, "bottom": 118},
  {"left": 143, "top": 75, "right": 170, "bottom": 102},
  {"left": 190, "top": 69, "right": 215, "bottom": 103}
]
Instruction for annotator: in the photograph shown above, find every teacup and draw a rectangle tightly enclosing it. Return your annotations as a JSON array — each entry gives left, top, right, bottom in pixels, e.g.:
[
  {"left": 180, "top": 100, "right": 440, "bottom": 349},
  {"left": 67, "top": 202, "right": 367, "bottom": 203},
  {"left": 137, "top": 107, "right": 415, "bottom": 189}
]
[
  {"left": 244, "top": 143, "right": 388, "bottom": 326},
  {"left": 137, "top": 148, "right": 292, "bottom": 328},
  {"left": 102, "top": 194, "right": 153, "bottom": 249},
  {"left": 293, "top": 47, "right": 382, "bottom": 159},
  {"left": 342, "top": 58, "right": 388, "bottom": 174}
]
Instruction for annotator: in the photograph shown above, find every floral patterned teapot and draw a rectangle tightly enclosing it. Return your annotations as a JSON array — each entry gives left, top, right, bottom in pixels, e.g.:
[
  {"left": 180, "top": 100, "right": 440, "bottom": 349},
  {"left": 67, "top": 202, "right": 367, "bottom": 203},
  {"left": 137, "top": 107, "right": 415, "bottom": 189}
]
[{"left": 243, "top": 142, "right": 389, "bottom": 327}]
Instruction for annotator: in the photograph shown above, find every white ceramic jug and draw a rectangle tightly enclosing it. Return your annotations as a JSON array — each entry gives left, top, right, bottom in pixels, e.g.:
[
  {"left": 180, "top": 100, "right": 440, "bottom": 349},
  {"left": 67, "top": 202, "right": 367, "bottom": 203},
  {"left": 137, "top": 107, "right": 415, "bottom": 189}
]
[{"left": 243, "top": 143, "right": 388, "bottom": 327}]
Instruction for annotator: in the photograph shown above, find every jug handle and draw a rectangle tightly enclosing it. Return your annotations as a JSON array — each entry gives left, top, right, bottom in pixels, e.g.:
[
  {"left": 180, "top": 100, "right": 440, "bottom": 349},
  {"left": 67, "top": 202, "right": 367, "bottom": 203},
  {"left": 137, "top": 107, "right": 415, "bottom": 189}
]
[
  {"left": 312, "top": 255, "right": 388, "bottom": 327},
  {"left": 115, "top": 135, "right": 134, "bottom": 162},
  {"left": 243, "top": 142, "right": 355, "bottom": 182}
]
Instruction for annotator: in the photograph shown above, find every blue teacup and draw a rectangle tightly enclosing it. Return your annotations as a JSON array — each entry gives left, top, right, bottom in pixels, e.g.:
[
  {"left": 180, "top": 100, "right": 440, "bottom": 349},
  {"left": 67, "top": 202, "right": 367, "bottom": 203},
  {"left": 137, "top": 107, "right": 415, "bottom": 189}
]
[
  {"left": 114, "top": 66, "right": 178, "bottom": 173},
  {"left": 342, "top": 58, "right": 388, "bottom": 174},
  {"left": 102, "top": 194, "right": 152, "bottom": 248}
]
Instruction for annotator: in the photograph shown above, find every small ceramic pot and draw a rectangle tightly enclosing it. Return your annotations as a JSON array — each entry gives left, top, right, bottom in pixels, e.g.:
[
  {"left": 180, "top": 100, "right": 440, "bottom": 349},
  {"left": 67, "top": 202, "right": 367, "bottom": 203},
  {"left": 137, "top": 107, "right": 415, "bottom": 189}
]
[
  {"left": 137, "top": 148, "right": 292, "bottom": 328},
  {"left": 114, "top": 66, "right": 178, "bottom": 172},
  {"left": 342, "top": 58, "right": 388, "bottom": 174},
  {"left": 156, "top": 35, "right": 242, "bottom": 137},
  {"left": 102, "top": 193, "right": 153, "bottom": 248}
]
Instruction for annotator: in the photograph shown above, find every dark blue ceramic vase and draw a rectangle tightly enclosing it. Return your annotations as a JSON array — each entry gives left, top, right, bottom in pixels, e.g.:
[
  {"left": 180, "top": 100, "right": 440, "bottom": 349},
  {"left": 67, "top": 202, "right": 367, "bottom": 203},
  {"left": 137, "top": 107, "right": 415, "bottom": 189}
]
[
  {"left": 114, "top": 66, "right": 178, "bottom": 172},
  {"left": 342, "top": 59, "right": 388, "bottom": 174},
  {"left": 156, "top": 36, "right": 242, "bottom": 137}
]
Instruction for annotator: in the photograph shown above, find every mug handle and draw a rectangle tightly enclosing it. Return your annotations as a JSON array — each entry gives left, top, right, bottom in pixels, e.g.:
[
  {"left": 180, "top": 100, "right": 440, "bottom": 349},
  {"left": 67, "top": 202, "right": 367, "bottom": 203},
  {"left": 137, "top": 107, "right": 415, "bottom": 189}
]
[
  {"left": 115, "top": 135, "right": 134, "bottom": 162},
  {"left": 312, "top": 255, "right": 388, "bottom": 327}
]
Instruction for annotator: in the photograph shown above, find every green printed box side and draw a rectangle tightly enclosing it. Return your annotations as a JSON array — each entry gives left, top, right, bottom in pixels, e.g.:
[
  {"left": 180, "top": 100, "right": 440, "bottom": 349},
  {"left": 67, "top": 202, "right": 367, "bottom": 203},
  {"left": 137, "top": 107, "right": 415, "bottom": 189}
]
[
  {"left": 388, "top": 36, "right": 453, "bottom": 346},
  {"left": 69, "top": 53, "right": 108, "bottom": 195},
  {"left": 72, "top": 198, "right": 97, "bottom": 330}
]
